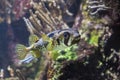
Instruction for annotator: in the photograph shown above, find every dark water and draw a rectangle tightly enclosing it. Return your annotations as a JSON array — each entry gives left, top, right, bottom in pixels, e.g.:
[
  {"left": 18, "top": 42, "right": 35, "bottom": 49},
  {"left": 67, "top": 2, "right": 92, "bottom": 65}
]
[
  {"left": 0, "top": 22, "right": 10, "bottom": 77},
  {"left": 0, "top": 19, "right": 29, "bottom": 77}
]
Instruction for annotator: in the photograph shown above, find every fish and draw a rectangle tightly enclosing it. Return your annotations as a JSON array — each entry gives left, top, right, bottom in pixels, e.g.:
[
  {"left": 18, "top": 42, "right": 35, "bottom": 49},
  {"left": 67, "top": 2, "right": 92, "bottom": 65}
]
[
  {"left": 15, "top": 34, "right": 40, "bottom": 60},
  {"left": 15, "top": 28, "right": 80, "bottom": 63},
  {"left": 18, "top": 53, "right": 37, "bottom": 64}
]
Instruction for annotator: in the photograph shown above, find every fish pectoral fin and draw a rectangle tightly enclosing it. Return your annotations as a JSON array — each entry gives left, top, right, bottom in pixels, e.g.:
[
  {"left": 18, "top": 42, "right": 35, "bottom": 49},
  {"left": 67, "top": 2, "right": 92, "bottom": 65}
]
[
  {"left": 29, "top": 34, "right": 39, "bottom": 45},
  {"left": 41, "top": 33, "right": 55, "bottom": 50},
  {"left": 15, "top": 44, "right": 28, "bottom": 60},
  {"left": 46, "top": 39, "right": 57, "bottom": 51},
  {"left": 46, "top": 41, "right": 53, "bottom": 51}
]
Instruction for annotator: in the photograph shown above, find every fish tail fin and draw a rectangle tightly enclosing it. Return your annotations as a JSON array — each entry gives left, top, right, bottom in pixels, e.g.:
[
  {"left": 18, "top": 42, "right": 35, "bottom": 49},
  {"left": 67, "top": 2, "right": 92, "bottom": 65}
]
[{"left": 15, "top": 44, "right": 28, "bottom": 59}]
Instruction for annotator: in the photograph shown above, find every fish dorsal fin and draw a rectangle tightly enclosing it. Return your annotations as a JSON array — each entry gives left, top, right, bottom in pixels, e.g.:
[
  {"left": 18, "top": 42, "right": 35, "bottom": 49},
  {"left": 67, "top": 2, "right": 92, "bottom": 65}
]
[
  {"left": 29, "top": 34, "right": 39, "bottom": 45},
  {"left": 15, "top": 44, "right": 28, "bottom": 59}
]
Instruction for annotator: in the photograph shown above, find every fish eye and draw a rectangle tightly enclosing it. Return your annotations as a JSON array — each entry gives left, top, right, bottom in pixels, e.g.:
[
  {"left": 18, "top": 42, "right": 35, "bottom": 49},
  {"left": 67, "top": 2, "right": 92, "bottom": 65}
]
[{"left": 63, "top": 32, "right": 70, "bottom": 38}]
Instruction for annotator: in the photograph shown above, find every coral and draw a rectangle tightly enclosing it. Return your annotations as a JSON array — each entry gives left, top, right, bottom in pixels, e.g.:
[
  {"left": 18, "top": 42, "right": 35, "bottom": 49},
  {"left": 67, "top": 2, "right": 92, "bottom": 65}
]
[{"left": 0, "top": 0, "right": 31, "bottom": 24}]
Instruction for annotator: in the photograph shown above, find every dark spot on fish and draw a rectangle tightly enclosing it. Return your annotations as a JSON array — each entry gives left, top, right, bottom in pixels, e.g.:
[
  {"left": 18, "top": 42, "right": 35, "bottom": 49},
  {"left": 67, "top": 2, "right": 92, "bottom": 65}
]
[
  {"left": 48, "top": 33, "right": 54, "bottom": 37},
  {"left": 57, "top": 39, "right": 60, "bottom": 45},
  {"left": 63, "top": 32, "right": 70, "bottom": 46}
]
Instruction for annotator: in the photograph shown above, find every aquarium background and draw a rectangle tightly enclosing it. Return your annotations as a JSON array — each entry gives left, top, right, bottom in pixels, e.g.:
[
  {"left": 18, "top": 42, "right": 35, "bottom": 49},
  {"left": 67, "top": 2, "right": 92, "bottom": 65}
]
[{"left": 0, "top": 0, "right": 120, "bottom": 80}]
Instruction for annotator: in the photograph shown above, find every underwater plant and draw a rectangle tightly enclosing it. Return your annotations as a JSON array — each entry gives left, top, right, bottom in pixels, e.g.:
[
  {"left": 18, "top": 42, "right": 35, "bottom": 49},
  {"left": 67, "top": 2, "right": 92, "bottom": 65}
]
[{"left": 0, "top": 0, "right": 31, "bottom": 24}]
